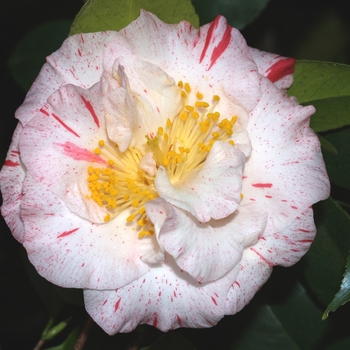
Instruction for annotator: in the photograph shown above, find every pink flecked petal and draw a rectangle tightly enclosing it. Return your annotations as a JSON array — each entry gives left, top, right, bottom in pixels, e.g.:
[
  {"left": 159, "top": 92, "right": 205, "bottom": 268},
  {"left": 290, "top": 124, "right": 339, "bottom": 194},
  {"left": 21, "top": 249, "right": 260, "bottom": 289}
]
[
  {"left": 249, "top": 47, "right": 296, "bottom": 89},
  {"left": 146, "top": 198, "right": 267, "bottom": 282},
  {"left": 242, "top": 77, "right": 330, "bottom": 232},
  {"left": 16, "top": 31, "right": 132, "bottom": 126},
  {"left": 155, "top": 141, "right": 245, "bottom": 222},
  {"left": 19, "top": 83, "right": 111, "bottom": 223},
  {"left": 225, "top": 207, "right": 316, "bottom": 315},
  {"left": 0, "top": 123, "right": 26, "bottom": 242},
  {"left": 20, "top": 172, "right": 150, "bottom": 289},
  {"left": 122, "top": 11, "right": 261, "bottom": 115},
  {"left": 84, "top": 254, "right": 239, "bottom": 334}
]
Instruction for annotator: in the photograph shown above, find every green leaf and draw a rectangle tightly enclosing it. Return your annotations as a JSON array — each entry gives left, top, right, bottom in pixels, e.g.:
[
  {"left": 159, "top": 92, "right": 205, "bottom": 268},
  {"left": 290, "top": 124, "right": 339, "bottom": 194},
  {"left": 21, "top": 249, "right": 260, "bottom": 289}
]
[
  {"left": 318, "top": 134, "right": 338, "bottom": 155},
  {"left": 229, "top": 280, "right": 327, "bottom": 350},
  {"left": 323, "top": 254, "right": 350, "bottom": 319},
  {"left": 69, "top": 0, "right": 199, "bottom": 35},
  {"left": 303, "top": 197, "right": 350, "bottom": 305},
  {"left": 288, "top": 60, "right": 350, "bottom": 132},
  {"left": 43, "top": 325, "right": 81, "bottom": 350},
  {"left": 192, "top": 0, "right": 270, "bottom": 29},
  {"left": 140, "top": 332, "right": 195, "bottom": 350},
  {"left": 322, "top": 127, "right": 350, "bottom": 190},
  {"left": 8, "top": 20, "right": 72, "bottom": 91}
]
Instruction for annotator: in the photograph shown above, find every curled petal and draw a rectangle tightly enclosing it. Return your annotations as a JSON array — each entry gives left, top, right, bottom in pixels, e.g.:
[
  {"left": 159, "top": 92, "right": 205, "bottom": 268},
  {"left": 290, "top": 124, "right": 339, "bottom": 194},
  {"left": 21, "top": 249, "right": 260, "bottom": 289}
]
[
  {"left": 249, "top": 47, "right": 296, "bottom": 89},
  {"left": 155, "top": 141, "right": 245, "bottom": 222},
  {"left": 146, "top": 198, "right": 267, "bottom": 282},
  {"left": 103, "top": 58, "right": 182, "bottom": 151}
]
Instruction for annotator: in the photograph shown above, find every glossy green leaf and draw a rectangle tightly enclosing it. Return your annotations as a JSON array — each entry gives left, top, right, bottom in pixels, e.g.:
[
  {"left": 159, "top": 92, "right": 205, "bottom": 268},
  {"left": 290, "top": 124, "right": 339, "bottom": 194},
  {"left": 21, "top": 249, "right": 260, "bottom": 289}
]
[
  {"left": 192, "top": 0, "right": 270, "bottom": 28},
  {"left": 228, "top": 279, "right": 327, "bottom": 350},
  {"left": 318, "top": 134, "right": 338, "bottom": 155},
  {"left": 322, "top": 128, "right": 350, "bottom": 190},
  {"left": 140, "top": 332, "right": 195, "bottom": 350},
  {"left": 323, "top": 254, "right": 350, "bottom": 319},
  {"left": 8, "top": 20, "right": 72, "bottom": 91},
  {"left": 69, "top": 0, "right": 199, "bottom": 36},
  {"left": 288, "top": 60, "right": 350, "bottom": 132},
  {"left": 303, "top": 197, "right": 350, "bottom": 305}
]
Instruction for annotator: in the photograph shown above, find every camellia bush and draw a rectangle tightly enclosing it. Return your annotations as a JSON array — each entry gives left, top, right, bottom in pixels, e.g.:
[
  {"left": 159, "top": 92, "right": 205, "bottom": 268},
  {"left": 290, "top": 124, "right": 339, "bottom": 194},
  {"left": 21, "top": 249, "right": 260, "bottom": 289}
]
[{"left": 1, "top": 0, "right": 350, "bottom": 349}]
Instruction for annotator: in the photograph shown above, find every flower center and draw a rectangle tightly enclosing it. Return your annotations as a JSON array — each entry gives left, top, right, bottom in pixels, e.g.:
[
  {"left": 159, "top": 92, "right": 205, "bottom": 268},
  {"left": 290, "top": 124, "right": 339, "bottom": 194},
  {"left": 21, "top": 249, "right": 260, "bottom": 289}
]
[{"left": 87, "top": 82, "right": 237, "bottom": 237}]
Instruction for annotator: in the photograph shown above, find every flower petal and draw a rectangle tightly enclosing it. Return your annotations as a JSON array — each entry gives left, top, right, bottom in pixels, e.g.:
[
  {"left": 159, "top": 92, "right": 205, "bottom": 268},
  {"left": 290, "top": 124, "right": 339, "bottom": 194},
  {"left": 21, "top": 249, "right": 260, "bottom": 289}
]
[
  {"left": 20, "top": 172, "right": 151, "bottom": 289},
  {"left": 225, "top": 207, "right": 316, "bottom": 315},
  {"left": 155, "top": 141, "right": 245, "bottom": 222},
  {"left": 242, "top": 77, "right": 330, "bottom": 232},
  {"left": 249, "top": 47, "right": 296, "bottom": 89},
  {"left": 103, "top": 58, "right": 182, "bottom": 151},
  {"left": 19, "top": 82, "right": 112, "bottom": 223},
  {"left": 15, "top": 31, "right": 131, "bottom": 126},
  {"left": 84, "top": 254, "right": 239, "bottom": 334},
  {"left": 122, "top": 11, "right": 261, "bottom": 115},
  {"left": 0, "top": 123, "right": 26, "bottom": 242},
  {"left": 146, "top": 198, "right": 267, "bottom": 282}
]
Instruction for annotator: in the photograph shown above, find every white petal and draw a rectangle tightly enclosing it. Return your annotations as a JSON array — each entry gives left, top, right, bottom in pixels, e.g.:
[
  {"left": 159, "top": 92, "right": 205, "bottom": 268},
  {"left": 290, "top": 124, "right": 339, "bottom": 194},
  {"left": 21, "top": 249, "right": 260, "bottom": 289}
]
[
  {"left": 242, "top": 77, "right": 330, "bottom": 232},
  {"left": 103, "top": 58, "right": 182, "bottom": 151},
  {"left": 156, "top": 141, "right": 245, "bottom": 222},
  {"left": 146, "top": 198, "right": 267, "bottom": 282},
  {"left": 225, "top": 207, "right": 316, "bottom": 315},
  {"left": 20, "top": 172, "right": 150, "bottom": 290},
  {"left": 0, "top": 123, "right": 26, "bottom": 242},
  {"left": 84, "top": 255, "right": 239, "bottom": 334},
  {"left": 19, "top": 82, "right": 111, "bottom": 223}
]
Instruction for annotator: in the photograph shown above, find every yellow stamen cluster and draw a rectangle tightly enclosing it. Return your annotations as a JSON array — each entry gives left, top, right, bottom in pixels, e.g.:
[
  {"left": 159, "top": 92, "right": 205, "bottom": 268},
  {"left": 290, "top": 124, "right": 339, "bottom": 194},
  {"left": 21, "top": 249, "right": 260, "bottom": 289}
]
[{"left": 87, "top": 81, "right": 238, "bottom": 238}]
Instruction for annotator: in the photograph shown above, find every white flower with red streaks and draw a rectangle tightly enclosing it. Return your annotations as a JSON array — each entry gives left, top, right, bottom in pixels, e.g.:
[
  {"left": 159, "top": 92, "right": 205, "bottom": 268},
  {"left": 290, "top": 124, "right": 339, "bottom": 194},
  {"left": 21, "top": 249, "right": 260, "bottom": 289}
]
[{"left": 0, "top": 11, "right": 329, "bottom": 334}]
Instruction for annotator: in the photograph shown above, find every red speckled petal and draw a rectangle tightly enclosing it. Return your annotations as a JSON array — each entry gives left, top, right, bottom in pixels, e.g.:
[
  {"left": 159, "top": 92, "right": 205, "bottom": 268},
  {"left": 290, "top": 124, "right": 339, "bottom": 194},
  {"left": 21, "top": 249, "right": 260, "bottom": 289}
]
[
  {"left": 19, "top": 83, "right": 111, "bottom": 223},
  {"left": 20, "top": 172, "right": 151, "bottom": 290},
  {"left": 249, "top": 47, "right": 296, "bottom": 90},
  {"left": 242, "top": 77, "right": 329, "bottom": 233},
  {"left": 84, "top": 254, "right": 239, "bottom": 334},
  {"left": 225, "top": 207, "right": 316, "bottom": 315},
  {"left": 121, "top": 11, "right": 262, "bottom": 115}
]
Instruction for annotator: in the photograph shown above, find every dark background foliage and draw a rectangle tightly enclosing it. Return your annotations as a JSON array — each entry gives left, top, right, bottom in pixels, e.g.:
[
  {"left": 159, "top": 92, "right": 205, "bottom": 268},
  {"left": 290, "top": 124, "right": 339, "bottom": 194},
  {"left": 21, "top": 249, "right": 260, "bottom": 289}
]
[{"left": 1, "top": 0, "right": 350, "bottom": 349}]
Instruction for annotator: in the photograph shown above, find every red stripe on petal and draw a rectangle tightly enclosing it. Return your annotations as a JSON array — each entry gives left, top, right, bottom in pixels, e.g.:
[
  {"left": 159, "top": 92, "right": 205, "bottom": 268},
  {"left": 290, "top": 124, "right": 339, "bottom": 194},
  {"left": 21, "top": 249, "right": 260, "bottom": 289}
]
[
  {"left": 176, "top": 314, "right": 182, "bottom": 327},
  {"left": 266, "top": 58, "right": 296, "bottom": 83},
  {"left": 211, "top": 296, "right": 218, "bottom": 306},
  {"left": 55, "top": 142, "right": 106, "bottom": 164},
  {"left": 81, "top": 95, "right": 100, "bottom": 128},
  {"left": 4, "top": 160, "right": 19, "bottom": 167},
  {"left": 52, "top": 113, "right": 80, "bottom": 138},
  {"left": 57, "top": 228, "right": 79, "bottom": 238},
  {"left": 114, "top": 298, "right": 121, "bottom": 312},
  {"left": 250, "top": 247, "right": 273, "bottom": 267},
  {"left": 252, "top": 183, "right": 273, "bottom": 188},
  {"left": 153, "top": 313, "right": 158, "bottom": 327},
  {"left": 40, "top": 108, "right": 50, "bottom": 116},
  {"left": 199, "top": 16, "right": 231, "bottom": 70},
  {"left": 200, "top": 17, "right": 219, "bottom": 63},
  {"left": 208, "top": 26, "right": 231, "bottom": 70}
]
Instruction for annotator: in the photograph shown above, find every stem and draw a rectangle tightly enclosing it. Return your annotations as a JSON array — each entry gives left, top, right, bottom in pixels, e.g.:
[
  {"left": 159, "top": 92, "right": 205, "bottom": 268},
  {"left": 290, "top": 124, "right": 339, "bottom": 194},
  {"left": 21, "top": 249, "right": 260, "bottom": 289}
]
[
  {"left": 33, "top": 338, "right": 46, "bottom": 350},
  {"left": 74, "top": 317, "right": 94, "bottom": 350}
]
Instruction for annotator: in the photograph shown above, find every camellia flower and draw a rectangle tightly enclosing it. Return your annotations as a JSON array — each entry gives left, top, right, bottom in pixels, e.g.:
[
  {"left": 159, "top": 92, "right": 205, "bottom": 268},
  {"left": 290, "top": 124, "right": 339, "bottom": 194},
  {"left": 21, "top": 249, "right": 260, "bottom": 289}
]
[{"left": 0, "top": 11, "right": 329, "bottom": 334}]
